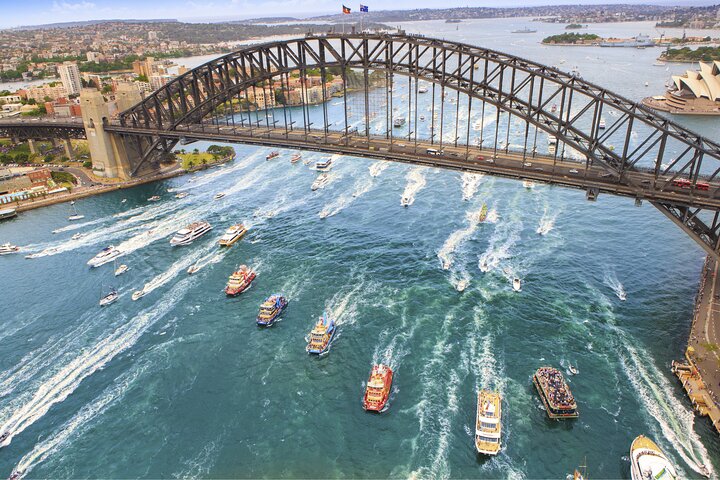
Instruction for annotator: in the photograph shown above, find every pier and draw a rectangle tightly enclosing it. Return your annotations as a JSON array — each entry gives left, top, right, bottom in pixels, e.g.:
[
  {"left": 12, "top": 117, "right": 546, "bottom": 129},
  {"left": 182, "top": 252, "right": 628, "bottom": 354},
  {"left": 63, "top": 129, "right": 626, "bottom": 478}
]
[{"left": 674, "top": 257, "right": 720, "bottom": 435}]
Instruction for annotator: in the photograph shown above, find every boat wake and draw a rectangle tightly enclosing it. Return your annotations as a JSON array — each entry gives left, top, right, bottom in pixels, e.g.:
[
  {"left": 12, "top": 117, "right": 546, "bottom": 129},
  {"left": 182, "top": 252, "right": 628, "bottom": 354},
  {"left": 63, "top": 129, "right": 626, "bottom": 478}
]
[
  {"left": 369, "top": 161, "right": 389, "bottom": 177},
  {"left": 461, "top": 172, "right": 483, "bottom": 201},
  {"left": 319, "top": 176, "right": 374, "bottom": 219},
  {"left": 478, "top": 217, "right": 522, "bottom": 274},
  {"left": 401, "top": 168, "right": 427, "bottom": 207},
  {"left": 536, "top": 207, "right": 557, "bottom": 236},
  {"left": 603, "top": 269, "right": 627, "bottom": 301},
  {"left": 437, "top": 207, "right": 485, "bottom": 270}
]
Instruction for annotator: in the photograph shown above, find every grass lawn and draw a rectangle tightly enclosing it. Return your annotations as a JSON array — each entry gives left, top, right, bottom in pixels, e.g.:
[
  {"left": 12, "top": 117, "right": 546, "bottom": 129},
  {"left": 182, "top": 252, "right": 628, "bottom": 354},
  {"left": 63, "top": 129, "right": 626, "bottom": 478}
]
[{"left": 179, "top": 152, "right": 215, "bottom": 170}]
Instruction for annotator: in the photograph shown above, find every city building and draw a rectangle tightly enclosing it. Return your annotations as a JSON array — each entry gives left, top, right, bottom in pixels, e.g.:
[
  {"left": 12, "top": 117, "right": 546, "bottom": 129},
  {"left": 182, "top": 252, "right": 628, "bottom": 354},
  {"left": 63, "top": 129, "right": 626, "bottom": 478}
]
[
  {"left": 57, "top": 62, "right": 82, "bottom": 96},
  {"left": 44, "top": 97, "right": 83, "bottom": 117}
]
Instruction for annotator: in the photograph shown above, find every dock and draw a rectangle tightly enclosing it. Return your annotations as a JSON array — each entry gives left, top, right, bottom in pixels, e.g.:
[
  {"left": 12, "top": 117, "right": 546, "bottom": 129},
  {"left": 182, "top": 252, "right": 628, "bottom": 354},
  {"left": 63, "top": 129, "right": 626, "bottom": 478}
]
[{"left": 674, "top": 256, "right": 720, "bottom": 435}]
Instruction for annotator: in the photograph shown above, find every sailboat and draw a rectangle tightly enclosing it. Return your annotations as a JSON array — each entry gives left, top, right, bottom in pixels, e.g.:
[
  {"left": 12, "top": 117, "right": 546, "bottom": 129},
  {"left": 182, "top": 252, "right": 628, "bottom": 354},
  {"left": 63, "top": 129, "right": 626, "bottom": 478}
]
[
  {"left": 68, "top": 201, "right": 85, "bottom": 221},
  {"left": 99, "top": 286, "right": 118, "bottom": 306}
]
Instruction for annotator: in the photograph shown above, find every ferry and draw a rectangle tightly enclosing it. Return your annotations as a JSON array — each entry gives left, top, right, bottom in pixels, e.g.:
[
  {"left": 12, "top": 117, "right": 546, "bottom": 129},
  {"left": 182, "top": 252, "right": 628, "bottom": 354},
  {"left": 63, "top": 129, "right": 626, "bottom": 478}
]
[
  {"left": 312, "top": 173, "right": 330, "bottom": 191},
  {"left": 224, "top": 265, "right": 256, "bottom": 296},
  {"left": 306, "top": 311, "right": 336, "bottom": 354},
  {"left": 315, "top": 158, "right": 333, "bottom": 172},
  {"left": 266, "top": 151, "right": 280, "bottom": 161},
  {"left": 363, "top": 364, "right": 393, "bottom": 412},
  {"left": 175, "top": 192, "right": 189, "bottom": 199},
  {"left": 68, "top": 201, "right": 85, "bottom": 221},
  {"left": 393, "top": 117, "right": 406, "bottom": 128},
  {"left": 87, "top": 245, "right": 122, "bottom": 268},
  {"left": 513, "top": 277, "right": 522, "bottom": 292},
  {"left": 0, "top": 208, "right": 17, "bottom": 221},
  {"left": 169, "top": 221, "right": 212, "bottom": 246},
  {"left": 147, "top": 195, "right": 161, "bottom": 202},
  {"left": 0, "top": 243, "right": 20, "bottom": 255},
  {"left": 533, "top": 366, "right": 578, "bottom": 419},
  {"left": 99, "top": 287, "right": 118, "bottom": 307},
  {"left": 214, "top": 192, "right": 226, "bottom": 200},
  {"left": 475, "top": 389, "right": 502, "bottom": 455},
  {"left": 218, "top": 224, "right": 247, "bottom": 246},
  {"left": 291, "top": 153, "right": 302, "bottom": 163},
  {"left": 599, "top": 118, "right": 606, "bottom": 129},
  {"left": 256, "top": 294, "right": 288, "bottom": 326},
  {"left": 629, "top": 435, "right": 678, "bottom": 480}
]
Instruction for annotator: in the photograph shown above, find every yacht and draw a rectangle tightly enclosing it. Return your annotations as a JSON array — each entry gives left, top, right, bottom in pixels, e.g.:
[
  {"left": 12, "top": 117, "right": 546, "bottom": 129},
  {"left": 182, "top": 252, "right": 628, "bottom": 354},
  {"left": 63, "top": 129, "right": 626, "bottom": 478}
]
[
  {"left": 225, "top": 265, "right": 256, "bottom": 296},
  {"left": 87, "top": 245, "right": 122, "bottom": 268},
  {"left": 629, "top": 435, "right": 678, "bottom": 480},
  {"left": 147, "top": 195, "right": 161, "bottom": 202},
  {"left": 475, "top": 389, "right": 502, "bottom": 455},
  {"left": 175, "top": 192, "right": 189, "bottom": 199},
  {"left": 512, "top": 277, "right": 522, "bottom": 292},
  {"left": 68, "top": 201, "right": 85, "bottom": 221},
  {"left": 169, "top": 221, "right": 212, "bottom": 246},
  {"left": 311, "top": 174, "right": 330, "bottom": 191},
  {"left": 218, "top": 224, "right": 248, "bottom": 246},
  {"left": 99, "top": 287, "right": 118, "bottom": 307},
  {"left": 315, "top": 158, "right": 334, "bottom": 172},
  {"left": 256, "top": 295, "right": 288, "bottom": 327},
  {"left": 363, "top": 364, "right": 393, "bottom": 412},
  {"left": 306, "top": 311, "right": 336, "bottom": 354},
  {"left": 0, "top": 243, "right": 20, "bottom": 255}
]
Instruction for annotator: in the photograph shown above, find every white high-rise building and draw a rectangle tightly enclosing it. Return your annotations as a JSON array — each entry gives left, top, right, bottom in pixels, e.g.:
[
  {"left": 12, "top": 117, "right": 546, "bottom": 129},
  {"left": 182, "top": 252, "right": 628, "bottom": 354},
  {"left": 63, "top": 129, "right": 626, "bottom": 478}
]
[{"left": 57, "top": 62, "right": 82, "bottom": 96}]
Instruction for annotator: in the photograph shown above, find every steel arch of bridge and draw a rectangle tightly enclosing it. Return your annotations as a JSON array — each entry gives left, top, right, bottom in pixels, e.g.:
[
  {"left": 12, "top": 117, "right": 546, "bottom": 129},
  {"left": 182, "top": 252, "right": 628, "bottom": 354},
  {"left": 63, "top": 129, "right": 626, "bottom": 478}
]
[{"left": 108, "top": 33, "right": 720, "bottom": 257}]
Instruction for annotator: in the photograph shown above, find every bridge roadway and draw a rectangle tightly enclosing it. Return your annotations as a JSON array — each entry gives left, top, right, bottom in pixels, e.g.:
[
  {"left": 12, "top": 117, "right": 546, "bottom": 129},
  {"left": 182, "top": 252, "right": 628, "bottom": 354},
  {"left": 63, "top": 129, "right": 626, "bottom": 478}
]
[{"left": 104, "top": 123, "right": 720, "bottom": 211}]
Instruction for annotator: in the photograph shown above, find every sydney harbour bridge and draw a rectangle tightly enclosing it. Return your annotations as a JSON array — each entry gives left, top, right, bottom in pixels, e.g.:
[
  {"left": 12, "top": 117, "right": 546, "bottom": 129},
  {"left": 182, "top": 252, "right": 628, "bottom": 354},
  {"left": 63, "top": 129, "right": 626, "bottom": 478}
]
[{"left": 2, "top": 32, "right": 720, "bottom": 258}]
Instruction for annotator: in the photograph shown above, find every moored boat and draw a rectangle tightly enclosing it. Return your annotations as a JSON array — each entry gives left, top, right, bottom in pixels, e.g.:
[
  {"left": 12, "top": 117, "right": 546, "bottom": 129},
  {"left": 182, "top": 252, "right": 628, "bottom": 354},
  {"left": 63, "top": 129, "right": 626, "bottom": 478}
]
[
  {"left": 533, "top": 366, "right": 578, "bottom": 419},
  {"left": 0, "top": 207, "right": 17, "bottom": 221},
  {"left": 256, "top": 294, "right": 288, "bottom": 326},
  {"left": 266, "top": 151, "right": 280, "bottom": 160},
  {"left": 475, "top": 389, "right": 502, "bottom": 455},
  {"left": 87, "top": 245, "right": 122, "bottom": 268},
  {"left": 225, "top": 265, "right": 256, "bottom": 296},
  {"left": 170, "top": 221, "right": 212, "bottom": 246},
  {"left": 363, "top": 364, "right": 393, "bottom": 412},
  {"left": 0, "top": 243, "right": 20, "bottom": 255},
  {"left": 629, "top": 435, "right": 678, "bottom": 480},
  {"left": 306, "top": 311, "right": 336, "bottom": 354},
  {"left": 218, "top": 224, "right": 247, "bottom": 246}
]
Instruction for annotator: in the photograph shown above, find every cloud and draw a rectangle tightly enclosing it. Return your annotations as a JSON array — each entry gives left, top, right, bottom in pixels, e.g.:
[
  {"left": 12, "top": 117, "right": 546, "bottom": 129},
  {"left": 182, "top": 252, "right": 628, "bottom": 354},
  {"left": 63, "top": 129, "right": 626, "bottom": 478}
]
[{"left": 51, "top": 1, "right": 97, "bottom": 12}]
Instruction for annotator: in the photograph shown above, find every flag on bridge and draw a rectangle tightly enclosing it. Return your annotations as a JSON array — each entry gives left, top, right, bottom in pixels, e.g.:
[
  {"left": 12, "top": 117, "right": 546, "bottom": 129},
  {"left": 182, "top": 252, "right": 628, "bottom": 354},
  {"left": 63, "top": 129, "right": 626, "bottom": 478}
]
[
  {"left": 342, "top": 5, "right": 351, "bottom": 13},
  {"left": 360, "top": 4, "right": 369, "bottom": 12}
]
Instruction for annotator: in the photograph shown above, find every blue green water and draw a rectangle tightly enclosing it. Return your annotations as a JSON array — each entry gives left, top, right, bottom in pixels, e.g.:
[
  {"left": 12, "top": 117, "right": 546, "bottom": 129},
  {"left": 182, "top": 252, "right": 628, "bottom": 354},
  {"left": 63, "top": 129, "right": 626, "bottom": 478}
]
[{"left": 1, "top": 18, "right": 720, "bottom": 479}]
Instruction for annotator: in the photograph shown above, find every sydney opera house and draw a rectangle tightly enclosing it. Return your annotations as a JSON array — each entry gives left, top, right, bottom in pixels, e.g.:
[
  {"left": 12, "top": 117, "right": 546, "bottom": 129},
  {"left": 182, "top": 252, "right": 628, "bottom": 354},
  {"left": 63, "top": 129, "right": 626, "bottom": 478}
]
[{"left": 643, "top": 61, "right": 720, "bottom": 115}]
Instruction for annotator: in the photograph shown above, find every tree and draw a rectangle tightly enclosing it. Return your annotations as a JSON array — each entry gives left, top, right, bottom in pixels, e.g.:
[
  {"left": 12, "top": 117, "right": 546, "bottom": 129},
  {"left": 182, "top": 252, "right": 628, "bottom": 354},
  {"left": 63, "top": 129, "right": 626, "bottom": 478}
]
[
  {"left": 193, "top": 148, "right": 199, "bottom": 154},
  {"left": 83, "top": 160, "right": 92, "bottom": 168}
]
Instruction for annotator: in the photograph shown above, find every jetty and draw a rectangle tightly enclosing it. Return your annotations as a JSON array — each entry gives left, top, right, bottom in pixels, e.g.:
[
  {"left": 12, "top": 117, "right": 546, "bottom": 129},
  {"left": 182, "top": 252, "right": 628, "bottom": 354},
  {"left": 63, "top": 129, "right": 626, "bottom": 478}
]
[{"left": 674, "top": 256, "right": 720, "bottom": 435}]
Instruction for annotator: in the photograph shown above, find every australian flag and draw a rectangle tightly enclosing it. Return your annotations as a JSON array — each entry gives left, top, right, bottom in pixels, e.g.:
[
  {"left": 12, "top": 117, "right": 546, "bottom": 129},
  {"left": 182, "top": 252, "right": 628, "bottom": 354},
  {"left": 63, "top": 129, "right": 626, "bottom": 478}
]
[{"left": 360, "top": 4, "right": 369, "bottom": 12}]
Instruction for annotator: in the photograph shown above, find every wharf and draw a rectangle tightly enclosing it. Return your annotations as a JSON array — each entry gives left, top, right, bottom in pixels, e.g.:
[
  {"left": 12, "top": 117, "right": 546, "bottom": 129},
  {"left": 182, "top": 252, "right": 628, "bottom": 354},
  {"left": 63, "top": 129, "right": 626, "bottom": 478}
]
[{"left": 674, "top": 256, "right": 720, "bottom": 435}]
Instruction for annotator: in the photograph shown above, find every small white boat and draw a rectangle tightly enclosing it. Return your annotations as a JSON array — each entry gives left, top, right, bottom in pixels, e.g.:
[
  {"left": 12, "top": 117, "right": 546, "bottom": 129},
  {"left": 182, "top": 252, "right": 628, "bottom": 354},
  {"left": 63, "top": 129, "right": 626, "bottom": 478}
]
[
  {"left": 99, "top": 288, "right": 118, "bottom": 306},
  {"left": 131, "top": 288, "right": 146, "bottom": 301},
  {"left": 148, "top": 196, "right": 161, "bottom": 202},
  {"left": 311, "top": 174, "right": 330, "bottom": 191},
  {"left": 400, "top": 195, "right": 414, "bottom": 207},
  {"left": 598, "top": 118, "right": 606, "bottom": 129},
  {"left": 167, "top": 188, "right": 176, "bottom": 193},
  {"left": 568, "top": 364, "right": 579, "bottom": 376},
  {"left": 456, "top": 279, "right": 469, "bottom": 292},
  {"left": 71, "top": 233, "right": 83, "bottom": 240},
  {"left": 291, "top": 153, "right": 302, "bottom": 163},
  {"left": 188, "top": 263, "right": 202, "bottom": 275},
  {"left": 522, "top": 180, "right": 535, "bottom": 189},
  {"left": 0, "top": 243, "right": 20, "bottom": 255},
  {"left": 319, "top": 209, "right": 330, "bottom": 219},
  {"left": 512, "top": 277, "right": 522, "bottom": 292},
  {"left": 121, "top": 199, "right": 127, "bottom": 203},
  {"left": 114, "top": 261, "right": 129, "bottom": 276},
  {"left": 68, "top": 201, "right": 85, "bottom": 221},
  {"left": 480, "top": 258, "right": 490, "bottom": 272},
  {"left": 175, "top": 192, "right": 189, "bottom": 199},
  {"left": 214, "top": 193, "right": 226, "bottom": 200}
]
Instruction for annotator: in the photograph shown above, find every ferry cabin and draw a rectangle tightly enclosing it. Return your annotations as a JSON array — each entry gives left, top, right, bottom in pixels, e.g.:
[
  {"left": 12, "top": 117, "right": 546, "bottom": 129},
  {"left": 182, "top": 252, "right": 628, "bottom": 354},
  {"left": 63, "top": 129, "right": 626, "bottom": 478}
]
[{"left": 475, "top": 391, "right": 502, "bottom": 455}]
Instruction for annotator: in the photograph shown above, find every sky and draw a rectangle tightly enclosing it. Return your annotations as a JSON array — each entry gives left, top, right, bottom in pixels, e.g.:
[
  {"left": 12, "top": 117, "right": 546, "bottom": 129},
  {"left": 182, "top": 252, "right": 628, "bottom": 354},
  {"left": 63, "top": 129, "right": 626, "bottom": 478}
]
[{"left": 1, "top": 0, "right": 716, "bottom": 29}]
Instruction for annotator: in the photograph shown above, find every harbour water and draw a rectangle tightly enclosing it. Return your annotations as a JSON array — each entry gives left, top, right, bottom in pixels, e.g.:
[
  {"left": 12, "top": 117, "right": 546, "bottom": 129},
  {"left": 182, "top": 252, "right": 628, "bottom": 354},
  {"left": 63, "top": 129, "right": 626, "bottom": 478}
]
[{"left": 1, "top": 18, "right": 720, "bottom": 479}]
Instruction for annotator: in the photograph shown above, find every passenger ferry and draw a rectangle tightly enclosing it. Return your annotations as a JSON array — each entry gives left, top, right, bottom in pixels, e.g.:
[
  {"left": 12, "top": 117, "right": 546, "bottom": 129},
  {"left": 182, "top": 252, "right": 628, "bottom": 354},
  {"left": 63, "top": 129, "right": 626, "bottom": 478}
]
[
  {"left": 312, "top": 174, "right": 330, "bottom": 191},
  {"left": 218, "top": 224, "right": 247, "bottom": 246},
  {"left": 290, "top": 153, "right": 302, "bottom": 163},
  {"left": 475, "top": 389, "right": 502, "bottom": 455},
  {"left": 169, "top": 221, "right": 212, "bottom": 246},
  {"left": 224, "top": 265, "right": 256, "bottom": 296},
  {"left": 0, "top": 243, "right": 20, "bottom": 255},
  {"left": 0, "top": 208, "right": 17, "bottom": 221},
  {"left": 629, "top": 435, "right": 678, "bottom": 480},
  {"left": 266, "top": 151, "right": 280, "bottom": 160},
  {"left": 315, "top": 157, "right": 333, "bottom": 172},
  {"left": 533, "top": 366, "right": 578, "bottom": 419},
  {"left": 87, "top": 245, "right": 122, "bottom": 268},
  {"left": 363, "top": 364, "right": 393, "bottom": 412},
  {"left": 256, "top": 295, "right": 288, "bottom": 326},
  {"left": 306, "top": 311, "right": 336, "bottom": 354}
]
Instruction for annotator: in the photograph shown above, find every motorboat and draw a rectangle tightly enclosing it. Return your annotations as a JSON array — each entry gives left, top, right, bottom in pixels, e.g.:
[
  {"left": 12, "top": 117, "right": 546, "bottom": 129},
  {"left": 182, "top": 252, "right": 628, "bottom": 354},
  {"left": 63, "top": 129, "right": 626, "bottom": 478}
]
[
  {"left": 475, "top": 389, "right": 502, "bottom": 455},
  {"left": 475, "top": 204, "right": 488, "bottom": 222},
  {"left": 319, "top": 209, "right": 330, "bottom": 219},
  {"left": 218, "top": 224, "right": 248, "bottom": 246},
  {"left": 512, "top": 277, "right": 522, "bottom": 292},
  {"left": 187, "top": 263, "right": 202, "bottom": 275},
  {"left": 170, "top": 221, "right": 212, "bottom": 246},
  {"left": 290, "top": 153, "right": 302, "bottom": 163},
  {"left": 400, "top": 195, "right": 413, "bottom": 207},
  {"left": 114, "top": 260, "right": 129, "bottom": 276},
  {"left": 214, "top": 192, "right": 226, "bottom": 200},
  {"left": 87, "top": 245, "right": 122, "bottom": 268},
  {"left": 629, "top": 435, "right": 678, "bottom": 480},
  {"left": 523, "top": 180, "right": 535, "bottom": 189},
  {"left": 456, "top": 279, "right": 469, "bottom": 292},
  {"left": 0, "top": 243, "right": 20, "bottom": 255},
  {"left": 266, "top": 151, "right": 280, "bottom": 160},
  {"left": 306, "top": 311, "right": 336, "bottom": 354},
  {"left": 131, "top": 288, "right": 146, "bottom": 301},
  {"left": 225, "top": 265, "right": 256, "bottom": 296},
  {"left": 99, "top": 287, "right": 119, "bottom": 306},
  {"left": 315, "top": 158, "right": 333, "bottom": 172},
  {"left": 480, "top": 258, "right": 490, "bottom": 272},
  {"left": 147, "top": 195, "right": 161, "bottom": 202},
  {"left": 256, "top": 294, "right": 288, "bottom": 327},
  {"left": 568, "top": 364, "right": 579, "bottom": 376},
  {"left": 121, "top": 199, "right": 127, "bottom": 203},
  {"left": 68, "top": 201, "right": 85, "bottom": 221},
  {"left": 598, "top": 118, "right": 606, "bottom": 129},
  {"left": 363, "top": 364, "right": 393, "bottom": 412},
  {"left": 418, "top": 86, "right": 428, "bottom": 94},
  {"left": 175, "top": 192, "right": 189, "bottom": 199},
  {"left": 71, "top": 232, "right": 83, "bottom": 240},
  {"left": 533, "top": 366, "right": 578, "bottom": 419},
  {"left": 311, "top": 174, "right": 330, "bottom": 191},
  {"left": 548, "top": 135, "right": 558, "bottom": 146},
  {"left": 393, "top": 117, "right": 406, "bottom": 128}
]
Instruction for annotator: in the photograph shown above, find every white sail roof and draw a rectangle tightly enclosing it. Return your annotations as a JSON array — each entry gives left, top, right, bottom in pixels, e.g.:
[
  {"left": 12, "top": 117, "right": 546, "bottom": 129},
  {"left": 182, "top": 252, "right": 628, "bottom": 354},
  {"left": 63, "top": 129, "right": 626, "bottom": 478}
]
[{"left": 672, "top": 62, "right": 720, "bottom": 101}]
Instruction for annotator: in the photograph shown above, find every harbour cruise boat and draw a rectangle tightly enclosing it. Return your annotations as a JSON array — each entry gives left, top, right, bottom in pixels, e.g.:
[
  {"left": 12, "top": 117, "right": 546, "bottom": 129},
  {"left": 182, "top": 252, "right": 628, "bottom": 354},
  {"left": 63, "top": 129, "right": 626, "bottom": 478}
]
[
  {"left": 629, "top": 435, "right": 678, "bottom": 480},
  {"left": 306, "top": 312, "right": 336, "bottom": 354},
  {"left": 363, "top": 364, "right": 393, "bottom": 412},
  {"left": 533, "top": 367, "right": 578, "bottom": 419},
  {"left": 225, "top": 265, "right": 256, "bottom": 296},
  {"left": 311, "top": 174, "right": 330, "bottom": 191},
  {"left": 218, "top": 224, "right": 248, "bottom": 246},
  {"left": 475, "top": 389, "right": 502, "bottom": 455},
  {"left": 315, "top": 158, "right": 334, "bottom": 172},
  {"left": 87, "top": 245, "right": 122, "bottom": 268},
  {"left": 266, "top": 151, "right": 279, "bottom": 160},
  {"left": 170, "top": 221, "right": 212, "bottom": 246},
  {"left": 256, "top": 294, "right": 288, "bottom": 326},
  {"left": 0, "top": 243, "right": 20, "bottom": 255}
]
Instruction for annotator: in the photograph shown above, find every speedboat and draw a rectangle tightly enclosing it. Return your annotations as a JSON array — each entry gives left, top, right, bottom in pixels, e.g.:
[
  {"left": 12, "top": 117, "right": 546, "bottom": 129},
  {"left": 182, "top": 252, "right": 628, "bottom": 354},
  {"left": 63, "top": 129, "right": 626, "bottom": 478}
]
[
  {"left": 256, "top": 295, "right": 288, "bottom": 327},
  {"left": 512, "top": 277, "right": 522, "bottom": 292},
  {"left": 475, "top": 204, "right": 488, "bottom": 222},
  {"left": 311, "top": 174, "right": 330, "bottom": 191},
  {"left": 456, "top": 279, "right": 469, "bottom": 292},
  {"left": 306, "top": 311, "right": 336, "bottom": 354},
  {"left": 0, "top": 243, "right": 20, "bottom": 255},
  {"left": 400, "top": 195, "right": 413, "bottom": 207},
  {"left": 170, "top": 221, "right": 212, "bottom": 246},
  {"left": 568, "top": 364, "right": 579, "bottom": 376},
  {"left": 290, "top": 153, "right": 302, "bottom": 163},
  {"left": 629, "top": 435, "right": 678, "bottom": 480},
  {"left": 480, "top": 258, "right": 490, "bottom": 272},
  {"left": 363, "top": 364, "right": 393, "bottom": 412},
  {"left": 68, "top": 201, "right": 84, "bottom": 221},
  {"left": 315, "top": 158, "right": 333, "bottom": 172},
  {"left": 418, "top": 86, "right": 428, "bottom": 94},
  {"left": 218, "top": 224, "right": 247, "bottom": 246},
  {"left": 131, "top": 288, "right": 146, "bottom": 301},
  {"left": 523, "top": 180, "right": 535, "bottom": 189},
  {"left": 598, "top": 118, "right": 606, "bottom": 129},
  {"left": 87, "top": 245, "right": 122, "bottom": 268},
  {"left": 319, "top": 209, "right": 330, "bottom": 219},
  {"left": 266, "top": 151, "right": 280, "bottom": 160},
  {"left": 71, "top": 233, "right": 83, "bottom": 240},
  {"left": 214, "top": 192, "right": 225, "bottom": 200},
  {"left": 99, "top": 288, "right": 119, "bottom": 306},
  {"left": 147, "top": 195, "right": 161, "bottom": 202},
  {"left": 175, "top": 192, "right": 189, "bottom": 199},
  {"left": 475, "top": 389, "right": 502, "bottom": 455},
  {"left": 187, "top": 263, "right": 201, "bottom": 275},
  {"left": 114, "top": 262, "right": 129, "bottom": 276},
  {"left": 121, "top": 199, "right": 127, "bottom": 203},
  {"left": 225, "top": 265, "right": 256, "bottom": 296}
]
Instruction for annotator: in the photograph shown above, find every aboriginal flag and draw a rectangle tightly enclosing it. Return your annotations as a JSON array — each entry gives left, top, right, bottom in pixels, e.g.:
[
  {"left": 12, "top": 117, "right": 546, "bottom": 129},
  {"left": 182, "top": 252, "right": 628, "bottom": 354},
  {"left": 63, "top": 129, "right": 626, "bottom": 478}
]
[{"left": 342, "top": 5, "right": 351, "bottom": 13}]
